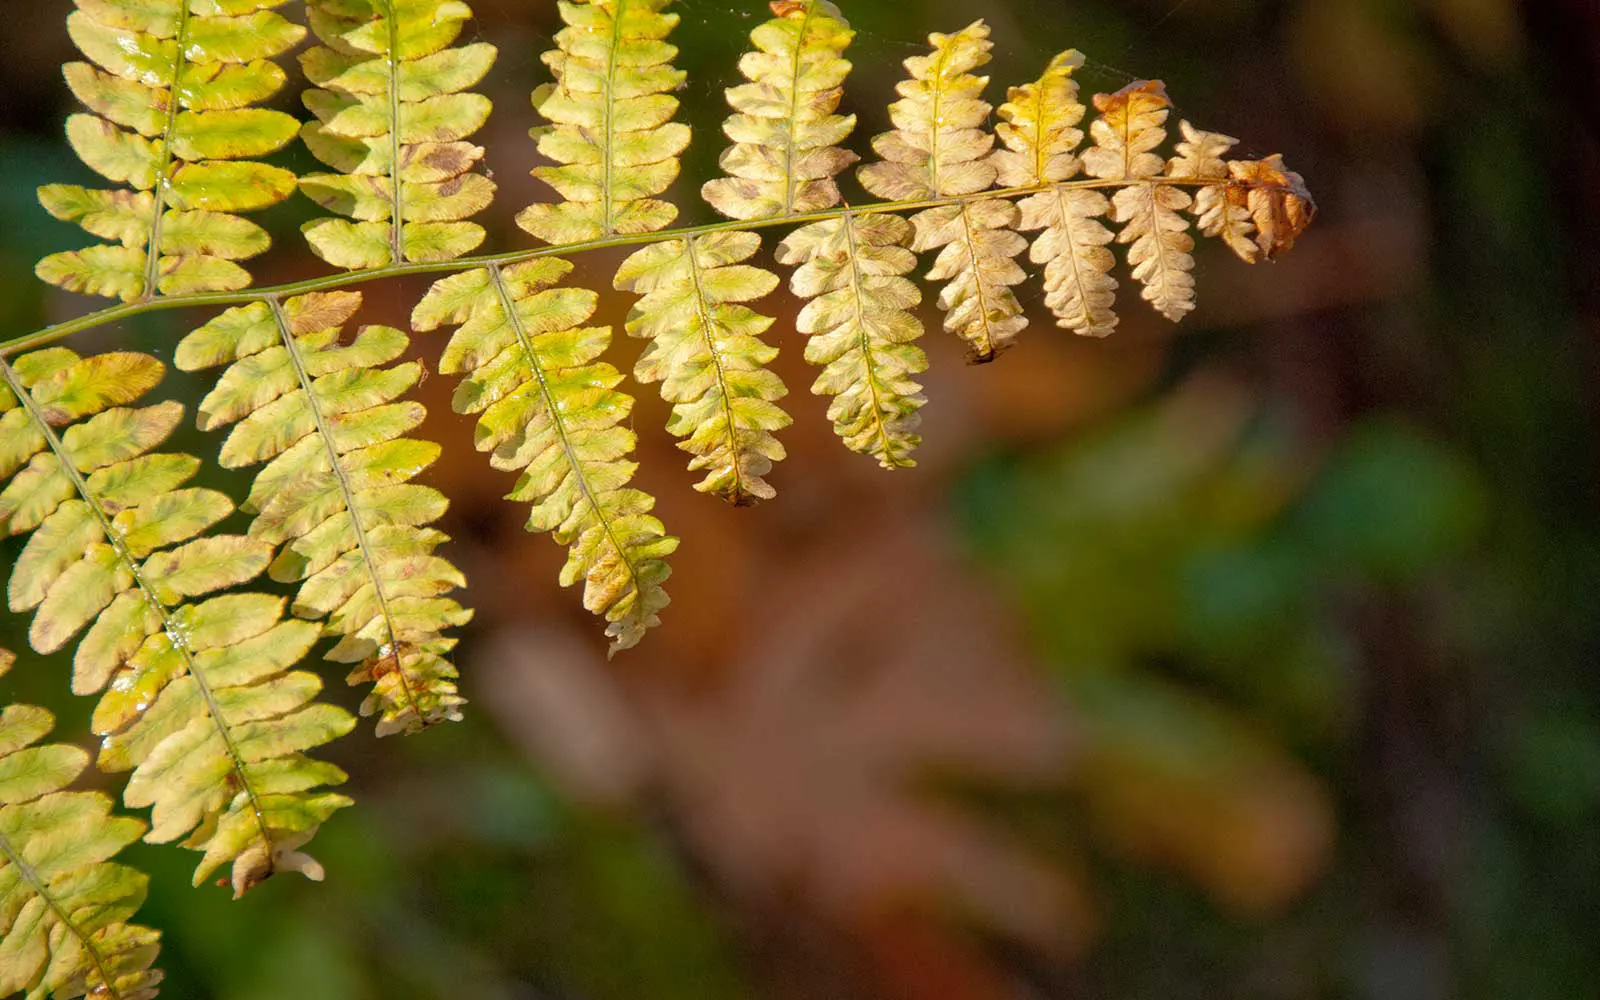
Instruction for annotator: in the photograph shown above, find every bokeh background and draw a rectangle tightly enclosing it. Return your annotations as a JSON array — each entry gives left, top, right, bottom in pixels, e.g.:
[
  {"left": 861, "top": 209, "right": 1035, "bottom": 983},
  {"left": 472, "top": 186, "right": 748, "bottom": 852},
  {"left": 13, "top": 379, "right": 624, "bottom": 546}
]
[{"left": 2, "top": 0, "right": 1598, "bottom": 997}]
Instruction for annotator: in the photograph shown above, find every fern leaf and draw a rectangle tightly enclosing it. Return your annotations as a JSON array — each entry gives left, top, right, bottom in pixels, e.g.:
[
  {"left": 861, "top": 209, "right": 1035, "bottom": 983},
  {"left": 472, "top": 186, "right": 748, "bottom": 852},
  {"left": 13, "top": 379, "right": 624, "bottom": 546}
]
[
  {"left": 176, "top": 292, "right": 470, "bottom": 735},
  {"left": 413, "top": 260, "right": 678, "bottom": 653},
  {"left": 702, "top": 0, "right": 858, "bottom": 221},
  {"left": 519, "top": 0, "right": 691, "bottom": 244},
  {"left": 614, "top": 234, "right": 791, "bottom": 504},
  {"left": 0, "top": 350, "right": 354, "bottom": 897},
  {"left": 36, "top": 0, "right": 304, "bottom": 301},
  {"left": 776, "top": 213, "right": 927, "bottom": 468},
  {"left": 0, "top": 651, "right": 163, "bottom": 1000},
  {"left": 859, "top": 20, "right": 1027, "bottom": 361},
  {"left": 1079, "top": 81, "right": 1196, "bottom": 322},
  {"left": 994, "top": 52, "right": 1120, "bottom": 338},
  {"left": 299, "top": 0, "right": 498, "bottom": 269}
]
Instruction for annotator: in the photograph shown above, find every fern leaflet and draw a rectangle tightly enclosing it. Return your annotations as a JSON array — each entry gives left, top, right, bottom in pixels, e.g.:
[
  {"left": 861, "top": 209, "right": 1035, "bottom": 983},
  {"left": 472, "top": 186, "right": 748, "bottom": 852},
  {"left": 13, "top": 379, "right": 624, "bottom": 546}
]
[
  {"left": 37, "top": 0, "right": 304, "bottom": 301},
  {"left": 613, "top": 234, "right": 790, "bottom": 504},
  {"left": 519, "top": 0, "right": 691, "bottom": 244},
  {"left": 0, "top": 350, "right": 354, "bottom": 896},
  {"left": 1080, "top": 81, "right": 1196, "bottom": 321},
  {"left": 993, "top": 51, "right": 1120, "bottom": 337},
  {"left": 777, "top": 212, "right": 927, "bottom": 468},
  {"left": 176, "top": 292, "right": 471, "bottom": 735},
  {"left": 702, "top": 0, "right": 859, "bottom": 221},
  {"left": 300, "top": 0, "right": 498, "bottom": 269},
  {"left": 0, "top": 651, "right": 163, "bottom": 1000},
  {"left": 413, "top": 260, "right": 677, "bottom": 653}
]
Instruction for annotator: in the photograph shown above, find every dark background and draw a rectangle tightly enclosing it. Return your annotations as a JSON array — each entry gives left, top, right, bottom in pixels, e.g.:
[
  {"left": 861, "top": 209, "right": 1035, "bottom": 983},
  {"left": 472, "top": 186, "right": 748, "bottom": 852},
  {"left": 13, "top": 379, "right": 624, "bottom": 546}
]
[{"left": 2, "top": 0, "right": 1598, "bottom": 997}]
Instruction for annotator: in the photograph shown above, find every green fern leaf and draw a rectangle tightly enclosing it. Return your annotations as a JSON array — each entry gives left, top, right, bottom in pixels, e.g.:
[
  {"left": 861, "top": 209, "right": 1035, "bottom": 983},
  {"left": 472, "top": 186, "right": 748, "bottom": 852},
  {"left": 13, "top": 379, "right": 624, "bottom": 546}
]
[
  {"left": 776, "top": 212, "right": 927, "bottom": 468},
  {"left": 176, "top": 292, "right": 471, "bottom": 735},
  {"left": 701, "top": 0, "right": 858, "bottom": 221},
  {"left": 0, "top": 650, "right": 164, "bottom": 1000},
  {"left": 0, "top": 350, "right": 354, "bottom": 897},
  {"left": 299, "top": 0, "right": 498, "bottom": 269},
  {"left": 614, "top": 234, "right": 791, "bottom": 504},
  {"left": 859, "top": 20, "right": 1028, "bottom": 361},
  {"left": 518, "top": 0, "right": 690, "bottom": 243},
  {"left": 413, "top": 260, "right": 677, "bottom": 653},
  {"left": 36, "top": 0, "right": 305, "bottom": 301}
]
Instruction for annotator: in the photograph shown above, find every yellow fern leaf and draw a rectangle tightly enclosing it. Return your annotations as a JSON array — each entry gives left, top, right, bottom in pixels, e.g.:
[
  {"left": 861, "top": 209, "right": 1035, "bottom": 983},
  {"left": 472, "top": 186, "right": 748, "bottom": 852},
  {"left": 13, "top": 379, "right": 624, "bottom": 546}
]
[
  {"left": 299, "top": 0, "right": 498, "bottom": 269},
  {"left": 0, "top": 350, "right": 354, "bottom": 897},
  {"left": 702, "top": 0, "right": 858, "bottom": 220},
  {"left": 859, "top": 20, "right": 1027, "bottom": 360},
  {"left": 777, "top": 212, "right": 927, "bottom": 468},
  {"left": 176, "top": 292, "right": 471, "bottom": 735},
  {"left": 519, "top": 0, "right": 690, "bottom": 243},
  {"left": 412, "top": 260, "right": 678, "bottom": 653},
  {"left": 615, "top": 233, "right": 791, "bottom": 504},
  {"left": 37, "top": 0, "right": 305, "bottom": 301}
]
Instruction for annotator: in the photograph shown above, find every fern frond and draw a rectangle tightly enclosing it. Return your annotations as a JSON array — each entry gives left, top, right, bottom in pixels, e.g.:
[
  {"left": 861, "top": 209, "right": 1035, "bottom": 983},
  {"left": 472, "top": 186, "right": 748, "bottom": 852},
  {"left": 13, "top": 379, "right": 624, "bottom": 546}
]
[
  {"left": 859, "top": 21, "right": 1027, "bottom": 361},
  {"left": 413, "top": 261, "right": 678, "bottom": 653},
  {"left": 0, "top": 350, "right": 354, "bottom": 896},
  {"left": 702, "top": 0, "right": 858, "bottom": 221},
  {"left": 175, "top": 292, "right": 470, "bottom": 735},
  {"left": 994, "top": 52, "right": 1119, "bottom": 338},
  {"left": 519, "top": 0, "right": 691, "bottom": 244},
  {"left": 299, "top": 0, "right": 498, "bottom": 269},
  {"left": 776, "top": 213, "right": 926, "bottom": 468},
  {"left": 0, "top": 651, "right": 163, "bottom": 1000},
  {"left": 36, "top": 0, "right": 305, "bottom": 301},
  {"left": 614, "top": 234, "right": 790, "bottom": 504}
]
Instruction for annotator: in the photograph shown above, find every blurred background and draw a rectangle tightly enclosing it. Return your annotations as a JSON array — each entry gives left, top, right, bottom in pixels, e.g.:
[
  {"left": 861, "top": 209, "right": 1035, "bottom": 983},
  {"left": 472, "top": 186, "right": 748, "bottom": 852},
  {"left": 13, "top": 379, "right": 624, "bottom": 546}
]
[{"left": 2, "top": 0, "right": 1598, "bottom": 997}]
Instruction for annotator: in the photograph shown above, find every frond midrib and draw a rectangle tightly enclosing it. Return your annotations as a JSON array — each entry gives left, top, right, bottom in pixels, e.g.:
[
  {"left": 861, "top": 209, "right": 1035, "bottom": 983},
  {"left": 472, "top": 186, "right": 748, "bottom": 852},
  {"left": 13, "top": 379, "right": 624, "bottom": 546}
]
[
  {"left": 682, "top": 237, "right": 749, "bottom": 500},
  {"left": 4, "top": 177, "right": 1306, "bottom": 357},
  {"left": 780, "top": 2, "right": 820, "bottom": 216},
  {"left": 383, "top": 0, "right": 407, "bottom": 265},
  {"left": 954, "top": 200, "right": 1000, "bottom": 359}
]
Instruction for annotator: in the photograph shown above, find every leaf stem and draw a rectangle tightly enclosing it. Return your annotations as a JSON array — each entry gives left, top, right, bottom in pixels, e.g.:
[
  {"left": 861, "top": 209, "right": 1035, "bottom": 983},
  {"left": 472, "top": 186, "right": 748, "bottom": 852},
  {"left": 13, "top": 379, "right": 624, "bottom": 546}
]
[{"left": 4, "top": 178, "right": 1284, "bottom": 357}]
